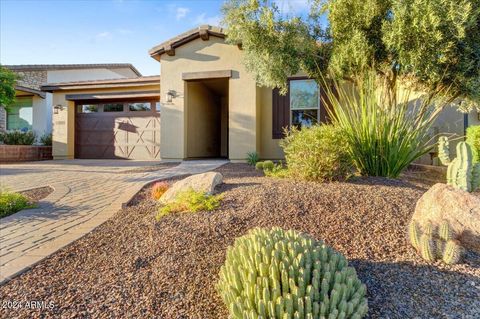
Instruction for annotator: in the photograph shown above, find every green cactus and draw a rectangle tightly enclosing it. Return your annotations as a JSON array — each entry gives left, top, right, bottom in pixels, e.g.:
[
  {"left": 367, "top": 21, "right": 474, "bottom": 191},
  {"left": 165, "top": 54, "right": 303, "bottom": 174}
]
[
  {"left": 442, "top": 240, "right": 463, "bottom": 265},
  {"left": 419, "top": 234, "right": 436, "bottom": 262},
  {"left": 262, "top": 160, "right": 275, "bottom": 171},
  {"left": 408, "top": 221, "right": 421, "bottom": 250},
  {"left": 407, "top": 220, "right": 463, "bottom": 264},
  {"left": 217, "top": 227, "right": 368, "bottom": 319},
  {"left": 438, "top": 136, "right": 451, "bottom": 165},
  {"left": 256, "top": 161, "right": 265, "bottom": 170},
  {"left": 439, "top": 136, "right": 480, "bottom": 192},
  {"left": 438, "top": 220, "right": 454, "bottom": 242}
]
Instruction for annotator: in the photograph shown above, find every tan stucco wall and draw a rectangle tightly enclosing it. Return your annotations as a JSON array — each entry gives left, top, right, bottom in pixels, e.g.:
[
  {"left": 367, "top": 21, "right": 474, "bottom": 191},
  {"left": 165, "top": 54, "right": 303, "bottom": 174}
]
[
  {"left": 159, "top": 37, "right": 258, "bottom": 161},
  {"left": 51, "top": 84, "right": 159, "bottom": 159},
  {"left": 186, "top": 81, "right": 221, "bottom": 158}
]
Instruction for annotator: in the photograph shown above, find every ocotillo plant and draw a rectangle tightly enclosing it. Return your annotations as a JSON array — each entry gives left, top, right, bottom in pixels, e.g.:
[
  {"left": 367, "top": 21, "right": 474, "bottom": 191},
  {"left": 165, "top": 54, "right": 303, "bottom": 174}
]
[
  {"left": 408, "top": 220, "right": 463, "bottom": 264},
  {"left": 437, "top": 136, "right": 480, "bottom": 192},
  {"left": 217, "top": 227, "right": 368, "bottom": 319}
]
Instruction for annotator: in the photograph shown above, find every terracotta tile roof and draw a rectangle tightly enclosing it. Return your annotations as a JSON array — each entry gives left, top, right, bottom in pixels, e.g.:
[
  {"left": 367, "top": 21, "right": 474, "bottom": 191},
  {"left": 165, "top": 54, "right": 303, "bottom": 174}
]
[
  {"left": 149, "top": 25, "right": 225, "bottom": 60},
  {"left": 4, "top": 63, "right": 142, "bottom": 77},
  {"left": 41, "top": 75, "right": 160, "bottom": 92}
]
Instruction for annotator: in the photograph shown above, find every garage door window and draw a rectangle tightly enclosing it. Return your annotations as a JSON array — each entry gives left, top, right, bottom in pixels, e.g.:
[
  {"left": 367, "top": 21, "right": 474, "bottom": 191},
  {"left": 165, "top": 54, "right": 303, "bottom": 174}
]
[
  {"left": 78, "top": 105, "right": 98, "bottom": 113},
  {"left": 103, "top": 103, "right": 124, "bottom": 112},
  {"left": 128, "top": 102, "right": 151, "bottom": 112}
]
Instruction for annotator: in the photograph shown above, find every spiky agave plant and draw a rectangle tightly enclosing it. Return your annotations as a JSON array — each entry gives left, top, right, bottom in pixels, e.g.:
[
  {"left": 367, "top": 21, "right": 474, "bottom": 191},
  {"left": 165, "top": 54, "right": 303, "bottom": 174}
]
[
  {"left": 217, "top": 227, "right": 368, "bottom": 319},
  {"left": 322, "top": 71, "right": 449, "bottom": 178}
]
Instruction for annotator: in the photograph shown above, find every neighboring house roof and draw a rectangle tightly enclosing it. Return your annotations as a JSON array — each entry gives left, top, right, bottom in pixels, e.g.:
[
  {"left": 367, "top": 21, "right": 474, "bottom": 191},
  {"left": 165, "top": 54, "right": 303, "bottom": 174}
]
[
  {"left": 4, "top": 63, "right": 142, "bottom": 77},
  {"left": 149, "top": 25, "right": 225, "bottom": 61},
  {"left": 15, "top": 85, "right": 46, "bottom": 99},
  {"left": 41, "top": 75, "right": 160, "bottom": 92}
]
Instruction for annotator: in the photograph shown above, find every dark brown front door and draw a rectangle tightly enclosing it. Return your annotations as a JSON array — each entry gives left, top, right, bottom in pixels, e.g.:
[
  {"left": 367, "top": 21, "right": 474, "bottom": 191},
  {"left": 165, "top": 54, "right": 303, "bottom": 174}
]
[{"left": 75, "top": 101, "right": 160, "bottom": 160}]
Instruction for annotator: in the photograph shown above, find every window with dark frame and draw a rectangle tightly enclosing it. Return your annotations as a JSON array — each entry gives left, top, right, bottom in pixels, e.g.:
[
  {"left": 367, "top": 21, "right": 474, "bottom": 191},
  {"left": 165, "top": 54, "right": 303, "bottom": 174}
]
[{"left": 289, "top": 79, "right": 320, "bottom": 128}]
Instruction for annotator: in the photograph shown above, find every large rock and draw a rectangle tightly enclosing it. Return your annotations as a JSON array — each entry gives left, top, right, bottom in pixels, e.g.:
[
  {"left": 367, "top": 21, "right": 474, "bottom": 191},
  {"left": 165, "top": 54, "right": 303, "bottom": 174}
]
[
  {"left": 412, "top": 183, "right": 480, "bottom": 252},
  {"left": 159, "top": 172, "right": 223, "bottom": 204}
]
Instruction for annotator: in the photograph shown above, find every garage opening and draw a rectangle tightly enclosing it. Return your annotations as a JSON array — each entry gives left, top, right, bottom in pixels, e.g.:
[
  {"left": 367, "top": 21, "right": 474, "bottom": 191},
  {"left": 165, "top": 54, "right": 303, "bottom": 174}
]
[
  {"left": 75, "top": 99, "right": 160, "bottom": 159},
  {"left": 185, "top": 78, "right": 228, "bottom": 159}
]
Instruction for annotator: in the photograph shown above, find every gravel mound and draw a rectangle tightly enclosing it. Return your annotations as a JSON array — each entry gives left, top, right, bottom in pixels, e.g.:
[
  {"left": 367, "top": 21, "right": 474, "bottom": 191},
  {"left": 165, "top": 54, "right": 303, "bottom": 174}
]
[{"left": 1, "top": 164, "right": 478, "bottom": 318}]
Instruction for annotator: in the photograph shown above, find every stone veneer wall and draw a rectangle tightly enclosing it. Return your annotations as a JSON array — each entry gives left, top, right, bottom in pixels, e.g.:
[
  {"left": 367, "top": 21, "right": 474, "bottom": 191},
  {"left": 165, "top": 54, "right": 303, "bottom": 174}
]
[{"left": 15, "top": 70, "right": 48, "bottom": 90}]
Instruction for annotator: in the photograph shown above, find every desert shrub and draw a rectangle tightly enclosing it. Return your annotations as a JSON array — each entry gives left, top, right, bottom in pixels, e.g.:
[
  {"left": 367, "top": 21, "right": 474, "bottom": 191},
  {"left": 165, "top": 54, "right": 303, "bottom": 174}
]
[
  {"left": 281, "top": 125, "right": 352, "bottom": 181},
  {"left": 40, "top": 133, "right": 52, "bottom": 146},
  {"left": 0, "top": 130, "right": 36, "bottom": 145},
  {"left": 156, "top": 189, "right": 222, "bottom": 220},
  {"left": 262, "top": 160, "right": 274, "bottom": 171},
  {"left": 151, "top": 181, "right": 169, "bottom": 200},
  {"left": 0, "top": 190, "right": 32, "bottom": 218},
  {"left": 217, "top": 227, "right": 368, "bottom": 318},
  {"left": 466, "top": 125, "right": 480, "bottom": 163},
  {"left": 264, "top": 162, "right": 289, "bottom": 178},
  {"left": 323, "top": 72, "right": 446, "bottom": 178},
  {"left": 255, "top": 161, "right": 264, "bottom": 170},
  {"left": 247, "top": 151, "right": 260, "bottom": 166}
]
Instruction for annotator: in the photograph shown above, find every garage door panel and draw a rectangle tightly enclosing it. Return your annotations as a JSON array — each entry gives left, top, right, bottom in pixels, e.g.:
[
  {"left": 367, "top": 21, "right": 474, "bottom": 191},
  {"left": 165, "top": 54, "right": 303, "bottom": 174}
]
[{"left": 76, "top": 111, "right": 160, "bottom": 160}]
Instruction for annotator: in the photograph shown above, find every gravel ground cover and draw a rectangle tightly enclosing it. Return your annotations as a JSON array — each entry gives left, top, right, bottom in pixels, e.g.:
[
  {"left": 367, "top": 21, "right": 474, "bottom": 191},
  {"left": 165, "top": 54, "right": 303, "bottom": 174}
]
[
  {"left": 0, "top": 164, "right": 478, "bottom": 318},
  {"left": 19, "top": 186, "right": 54, "bottom": 203}
]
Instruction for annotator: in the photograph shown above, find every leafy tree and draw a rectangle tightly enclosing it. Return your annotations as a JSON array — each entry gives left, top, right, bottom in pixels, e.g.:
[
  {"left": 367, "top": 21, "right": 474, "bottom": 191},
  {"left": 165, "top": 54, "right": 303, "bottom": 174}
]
[
  {"left": 222, "top": 0, "right": 480, "bottom": 110},
  {"left": 0, "top": 66, "right": 18, "bottom": 111}
]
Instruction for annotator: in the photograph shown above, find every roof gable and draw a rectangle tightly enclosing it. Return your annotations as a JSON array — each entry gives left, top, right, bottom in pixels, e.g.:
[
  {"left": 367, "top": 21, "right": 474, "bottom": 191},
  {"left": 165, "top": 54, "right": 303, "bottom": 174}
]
[{"left": 149, "top": 25, "right": 225, "bottom": 61}]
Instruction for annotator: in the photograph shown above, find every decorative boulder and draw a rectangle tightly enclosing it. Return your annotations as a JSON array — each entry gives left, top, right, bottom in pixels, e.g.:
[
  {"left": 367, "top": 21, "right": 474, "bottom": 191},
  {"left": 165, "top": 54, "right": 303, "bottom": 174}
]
[
  {"left": 412, "top": 183, "right": 480, "bottom": 252},
  {"left": 159, "top": 172, "right": 223, "bottom": 204}
]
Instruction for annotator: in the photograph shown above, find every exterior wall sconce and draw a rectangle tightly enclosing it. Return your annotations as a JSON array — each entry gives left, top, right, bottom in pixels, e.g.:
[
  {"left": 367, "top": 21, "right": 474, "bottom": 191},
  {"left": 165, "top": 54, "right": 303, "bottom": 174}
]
[
  {"left": 53, "top": 104, "right": 64, "bottom": 114},
  {"left": 166, "top": 90, "right": 175, "bottom": 103}
]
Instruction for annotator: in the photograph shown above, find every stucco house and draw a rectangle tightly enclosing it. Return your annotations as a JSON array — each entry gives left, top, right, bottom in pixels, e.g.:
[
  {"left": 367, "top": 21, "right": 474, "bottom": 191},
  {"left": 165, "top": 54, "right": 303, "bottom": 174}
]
[
  {"left": 45, "top": 25, "right": 480, "bottom": 162},
  {"left": 0, "top": 64, "right": 141, "bottom": 137}
]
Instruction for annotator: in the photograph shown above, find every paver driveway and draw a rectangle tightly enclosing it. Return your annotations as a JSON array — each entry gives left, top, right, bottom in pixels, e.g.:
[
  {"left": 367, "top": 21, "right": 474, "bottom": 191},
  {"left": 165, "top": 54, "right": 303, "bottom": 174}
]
[{"left": 0, "top": 159, "right": 227, "bottom": 284}]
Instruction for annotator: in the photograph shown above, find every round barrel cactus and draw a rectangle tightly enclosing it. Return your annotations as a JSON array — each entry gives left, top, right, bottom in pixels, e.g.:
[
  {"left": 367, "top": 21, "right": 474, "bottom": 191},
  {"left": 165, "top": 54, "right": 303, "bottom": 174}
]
[{"left": 217, "top": 227, "right": 368, "bottom": 319}]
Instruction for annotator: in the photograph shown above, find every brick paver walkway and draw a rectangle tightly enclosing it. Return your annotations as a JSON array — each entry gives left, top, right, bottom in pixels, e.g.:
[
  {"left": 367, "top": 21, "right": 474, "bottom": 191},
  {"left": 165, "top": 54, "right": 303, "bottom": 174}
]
[{"left": 0, "top": 159, "right": 227, "bottom": 284}]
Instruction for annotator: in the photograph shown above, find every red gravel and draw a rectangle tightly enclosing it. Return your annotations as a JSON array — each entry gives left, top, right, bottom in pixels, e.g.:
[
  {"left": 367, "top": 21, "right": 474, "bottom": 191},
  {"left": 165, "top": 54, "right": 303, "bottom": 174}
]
[{"left": 0, "top": 164, "right": 478, "bottom": 318}]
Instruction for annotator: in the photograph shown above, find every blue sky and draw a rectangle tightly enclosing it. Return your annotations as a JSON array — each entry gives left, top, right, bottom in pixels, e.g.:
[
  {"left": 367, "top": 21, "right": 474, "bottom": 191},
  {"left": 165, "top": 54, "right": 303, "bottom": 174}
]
[{"left": 1, "top": 0, "right": 311, "bottom": 76}]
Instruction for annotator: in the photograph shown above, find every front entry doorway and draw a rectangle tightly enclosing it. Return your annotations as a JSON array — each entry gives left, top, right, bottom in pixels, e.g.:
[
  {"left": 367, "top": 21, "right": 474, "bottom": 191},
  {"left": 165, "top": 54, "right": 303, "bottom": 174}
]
[{"left": 185, "top": 78, "right": 228, "bottom": 159}]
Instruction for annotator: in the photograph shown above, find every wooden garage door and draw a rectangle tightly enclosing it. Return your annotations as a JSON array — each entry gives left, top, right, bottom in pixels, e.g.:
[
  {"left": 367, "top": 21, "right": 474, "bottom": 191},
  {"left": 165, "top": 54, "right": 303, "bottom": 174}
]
[{"left": 75, "top": 101, "right": 160, "bottom": 159}]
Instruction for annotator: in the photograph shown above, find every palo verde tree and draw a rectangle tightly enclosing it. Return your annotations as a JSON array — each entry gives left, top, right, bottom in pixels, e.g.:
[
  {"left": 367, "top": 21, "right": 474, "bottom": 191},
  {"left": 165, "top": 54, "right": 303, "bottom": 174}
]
[
  {"left": 222, "top": 0, "right": 480, "bottom": 111},
  {"left": 0, "top": 66, "right": 18, "bottom": 111}
]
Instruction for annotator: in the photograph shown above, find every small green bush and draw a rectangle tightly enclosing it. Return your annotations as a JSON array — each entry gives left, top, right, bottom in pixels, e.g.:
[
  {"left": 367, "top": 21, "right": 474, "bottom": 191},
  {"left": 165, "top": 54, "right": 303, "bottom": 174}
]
[
  {"left": 40, "top": 133, "right": 52, "bottom": 146},
  {"left": 281, "top": 125, "right": 352, "bottom": 181},
  {"left": 255, "top": 161, "right": 264, "bottom": 170},
  {"left": 217, "top": 227, "right": 368, "bottom": 318},
  {"left": 466, "top": 125, "right": 480, "bottom": 163},
  {"left": 262, "top": 160, "right": 274, "bottom": 171},
  {"left": 0, "top": 130, "right": 36, "bottom": 145},
  {"left": 0, "top": 190, "right": 32, "bottom": 218},
  {"left": 247, "top": 151, "right": 260, "bottom": 166},
  {"left": 156, "top": 189, "right": 222, "bottom": 220},
  {"left": 264, "top": 162, "right": 290, "bottom": 178}
]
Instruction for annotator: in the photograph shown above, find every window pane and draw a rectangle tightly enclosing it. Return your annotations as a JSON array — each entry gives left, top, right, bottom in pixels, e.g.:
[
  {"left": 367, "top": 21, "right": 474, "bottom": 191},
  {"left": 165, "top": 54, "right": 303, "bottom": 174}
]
[
  {"left": 103, "top": 103, "right": 124, "bottom": 112},
  {"left": 128, "top": 102, "right": 151, "bottom": 111},
  {"left": 155, "top": 102, "right": 161, "bottom": 112},
  {"left": 7, "top": 97, "right": 32, "bottom": 131},
  {"left": 290, "top": 79, "right": 319, "bottom": 110},
  {"left": 292, "top": 110, "right": 318, "bottom": 128},
  {"left": 78, "top": 105, "right": 98, "bottom": 113}
]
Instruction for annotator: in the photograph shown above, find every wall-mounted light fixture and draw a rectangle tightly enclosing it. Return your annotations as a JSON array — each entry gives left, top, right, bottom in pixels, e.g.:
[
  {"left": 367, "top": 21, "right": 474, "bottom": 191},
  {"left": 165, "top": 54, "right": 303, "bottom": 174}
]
[
  {"left": 166, "top": 90, "right": 175, "bottom": 103},
  {"left": 53, "top": 104, "right": 64, "bottom": 114}
]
